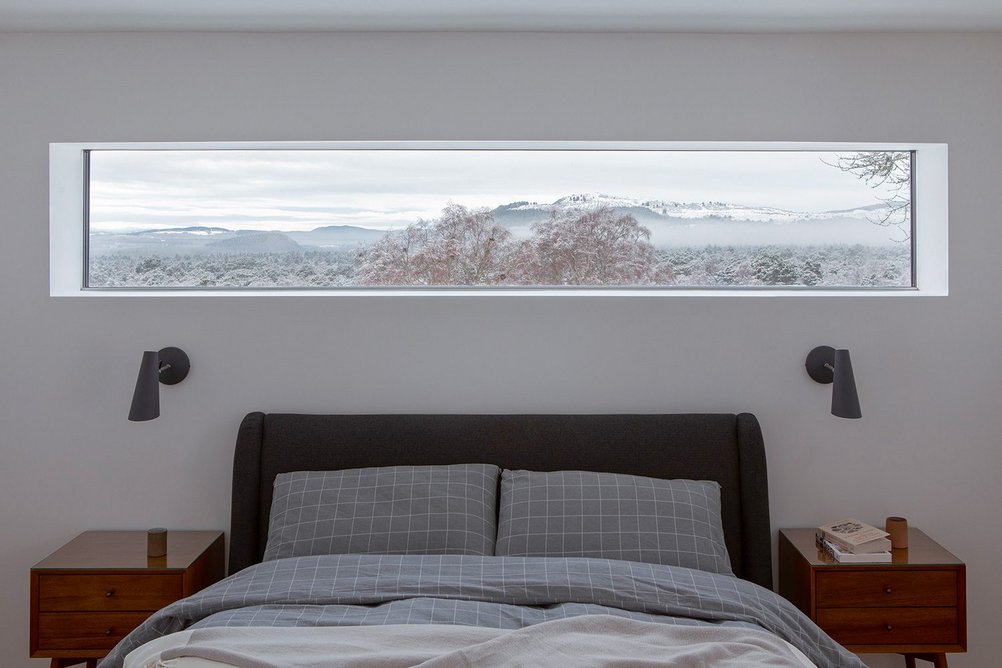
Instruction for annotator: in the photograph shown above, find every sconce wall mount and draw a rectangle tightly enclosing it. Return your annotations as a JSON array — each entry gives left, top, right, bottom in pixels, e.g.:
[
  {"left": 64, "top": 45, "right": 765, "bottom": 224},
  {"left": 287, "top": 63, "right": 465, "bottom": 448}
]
[
  {"left": 154, "top": 346, "right": 190, "bottom": 385},
  {"left": 805, "top": 345, "right": 838, "bottom": 384}
]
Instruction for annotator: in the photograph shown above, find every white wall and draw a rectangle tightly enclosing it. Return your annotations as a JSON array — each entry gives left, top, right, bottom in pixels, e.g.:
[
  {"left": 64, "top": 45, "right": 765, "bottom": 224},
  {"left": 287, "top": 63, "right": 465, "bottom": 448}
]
[{"left": 1, "top": 32, "right": 1000, "bottom": 667}]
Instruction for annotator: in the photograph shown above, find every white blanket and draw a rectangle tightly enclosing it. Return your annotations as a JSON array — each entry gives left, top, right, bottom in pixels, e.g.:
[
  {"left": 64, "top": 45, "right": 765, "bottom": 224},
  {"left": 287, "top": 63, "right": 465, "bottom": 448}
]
[{"left": 132, "top": 617, "right": 817, "bottom": 668}]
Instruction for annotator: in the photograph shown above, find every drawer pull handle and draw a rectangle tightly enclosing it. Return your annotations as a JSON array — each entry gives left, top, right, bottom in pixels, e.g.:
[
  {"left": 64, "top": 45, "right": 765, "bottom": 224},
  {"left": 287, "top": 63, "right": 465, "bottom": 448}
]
[
  {"left": 105, "top": 589, "right": 115, "bottom": 597},
  {"left": 885, "top": 624, "right": 893, "bottom": 631},
  {"left": 105, "top": 627, "right": 114, "bottom": 636},
  {"left": 884, "top": 586, "right": 892, "bottom": 594}
]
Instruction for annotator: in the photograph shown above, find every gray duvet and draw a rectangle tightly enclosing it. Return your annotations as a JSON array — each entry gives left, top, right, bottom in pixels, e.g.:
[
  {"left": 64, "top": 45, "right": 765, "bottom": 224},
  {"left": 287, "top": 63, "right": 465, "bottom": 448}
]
[
  {"left": 98, "top": 554, "right": 864, "bottom": 668},
  {"left": 157, "top": 617, "right": 810, "bottom": 667}
]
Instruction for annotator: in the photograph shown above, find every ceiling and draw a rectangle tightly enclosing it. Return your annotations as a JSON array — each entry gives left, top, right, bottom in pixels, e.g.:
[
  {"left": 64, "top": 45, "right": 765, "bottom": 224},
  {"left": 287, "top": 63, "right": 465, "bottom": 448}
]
[{"left": 1, "top": 0, "right": 1001, "bottom": 33}]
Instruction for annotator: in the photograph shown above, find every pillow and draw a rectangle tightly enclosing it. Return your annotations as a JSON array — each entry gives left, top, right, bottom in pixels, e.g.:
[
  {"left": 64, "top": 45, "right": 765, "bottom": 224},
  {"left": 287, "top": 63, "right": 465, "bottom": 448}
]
[
  {"left": 263, "top": 464, "right": 500, "bottom": 561},
  {"left": 495, "top": 470, "right": 732, "bottom": 575}
]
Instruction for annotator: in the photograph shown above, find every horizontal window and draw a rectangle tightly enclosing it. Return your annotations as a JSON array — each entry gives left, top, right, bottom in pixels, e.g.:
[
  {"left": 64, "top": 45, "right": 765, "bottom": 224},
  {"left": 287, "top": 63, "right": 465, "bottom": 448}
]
[{"left": 49, "top": 142, "right": 948, "bottom": 296}]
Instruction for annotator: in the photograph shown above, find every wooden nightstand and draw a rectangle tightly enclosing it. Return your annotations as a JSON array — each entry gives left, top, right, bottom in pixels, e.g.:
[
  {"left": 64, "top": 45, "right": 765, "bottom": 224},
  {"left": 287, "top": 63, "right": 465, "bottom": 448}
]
[
  {"left": 779, "top": 528, "right": 966, "bottom": 668},
  {"left": 30, "top": 530, "right": 224, "bottom": 668}
]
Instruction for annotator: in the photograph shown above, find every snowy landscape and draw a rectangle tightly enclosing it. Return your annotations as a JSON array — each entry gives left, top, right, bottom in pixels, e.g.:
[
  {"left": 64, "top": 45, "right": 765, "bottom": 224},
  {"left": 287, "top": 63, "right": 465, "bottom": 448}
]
[
  {"left": 86, "top": 150, "right": 913, "bottom": 289},
  {"left": 88, "top": 195, "right": 910, "bottom": 288}
]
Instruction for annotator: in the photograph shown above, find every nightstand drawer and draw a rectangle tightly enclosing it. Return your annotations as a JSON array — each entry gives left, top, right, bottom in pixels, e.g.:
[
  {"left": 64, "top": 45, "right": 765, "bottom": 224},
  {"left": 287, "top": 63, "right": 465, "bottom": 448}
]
[
  {"left": 37, "top": 611, "right": 150, "bottom": 650},
  {"left": 37, "top": 573, "right": 183, "bottom": 611},
  {"left": 816, "top": 570, "right": 957, "bottom": 608},
  {"left": 817, "top": 607, "right": 959, "bottom": 646}
]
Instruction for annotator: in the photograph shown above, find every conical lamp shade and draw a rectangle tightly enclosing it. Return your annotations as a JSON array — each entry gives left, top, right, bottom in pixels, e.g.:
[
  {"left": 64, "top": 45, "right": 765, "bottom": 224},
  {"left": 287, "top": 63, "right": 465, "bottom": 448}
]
[
  {"left": 128, "top": 351, "right": 161, "bottom": 421},
  {"left": 831, "top": 349, "right": 861, "bottom": 419}
]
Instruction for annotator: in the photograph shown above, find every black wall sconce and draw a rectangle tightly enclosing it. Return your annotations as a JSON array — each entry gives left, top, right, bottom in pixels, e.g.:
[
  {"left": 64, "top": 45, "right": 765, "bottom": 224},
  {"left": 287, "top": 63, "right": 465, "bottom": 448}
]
[
  {"left": 128, "top": 347, "right": 190, "bottom": 421},
  {"left": 805, "top": 346, "right": 861, "bottom": 419}
]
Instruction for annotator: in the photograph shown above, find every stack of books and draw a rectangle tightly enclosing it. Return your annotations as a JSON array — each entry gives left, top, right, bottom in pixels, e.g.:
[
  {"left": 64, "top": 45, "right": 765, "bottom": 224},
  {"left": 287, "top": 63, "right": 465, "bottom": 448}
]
[{"left": 816, "top": 518, "right": 892, "bottom": 563}]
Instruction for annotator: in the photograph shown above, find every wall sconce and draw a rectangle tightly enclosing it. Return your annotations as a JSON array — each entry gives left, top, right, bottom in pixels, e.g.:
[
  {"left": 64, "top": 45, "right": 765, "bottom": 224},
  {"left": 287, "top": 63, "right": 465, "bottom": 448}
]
[
  {"left": 805, "top": 346, "right": 861, "bottom": 419},
  {"left": 128, "top": 347, "right": 190, "bottom": 422}
]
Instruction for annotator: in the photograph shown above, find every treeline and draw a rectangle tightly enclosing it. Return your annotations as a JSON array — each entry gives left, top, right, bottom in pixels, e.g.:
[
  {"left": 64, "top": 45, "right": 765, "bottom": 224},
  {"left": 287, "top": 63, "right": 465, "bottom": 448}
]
[
  {"left": 89, "top": 250, "right": 360, "bottom": 288},
  {"left": 661, "top": 244, "right": 908, "bottom": 288},
  {"left": 89, "top": 244, "right": 908, "bottom": 289}
]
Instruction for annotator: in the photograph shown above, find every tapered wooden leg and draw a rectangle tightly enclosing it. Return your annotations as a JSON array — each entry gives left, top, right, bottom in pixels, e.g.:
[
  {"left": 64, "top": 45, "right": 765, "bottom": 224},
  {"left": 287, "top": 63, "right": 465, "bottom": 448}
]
[
  {"left": 902, "top": 654, "right": 948, "bottom": 668},
  {"left": 87, "top": 661, "right": 98, "bottom": 668}
]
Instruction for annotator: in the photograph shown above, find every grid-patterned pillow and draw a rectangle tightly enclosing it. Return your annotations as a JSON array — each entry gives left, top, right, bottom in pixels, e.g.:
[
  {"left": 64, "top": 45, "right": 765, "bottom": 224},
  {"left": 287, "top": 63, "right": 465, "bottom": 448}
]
[
  {"left": 263, "top": 464, "right": 500, "bottom": 561},
  {"left": 495, "top": 470, "right": 732, "bottom": 575}
]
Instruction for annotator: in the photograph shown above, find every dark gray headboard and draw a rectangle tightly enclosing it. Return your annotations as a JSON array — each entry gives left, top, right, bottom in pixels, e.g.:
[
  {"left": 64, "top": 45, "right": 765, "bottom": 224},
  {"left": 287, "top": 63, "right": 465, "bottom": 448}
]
[{"left": 229, "top": 412, "right": 772, "bottom": 589}]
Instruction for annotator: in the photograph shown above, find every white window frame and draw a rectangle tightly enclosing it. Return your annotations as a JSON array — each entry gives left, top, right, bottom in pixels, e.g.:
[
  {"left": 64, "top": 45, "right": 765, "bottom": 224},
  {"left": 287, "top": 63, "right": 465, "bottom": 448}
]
[{"left": 50, "top": 141, "right": 948, "bottom": 297}]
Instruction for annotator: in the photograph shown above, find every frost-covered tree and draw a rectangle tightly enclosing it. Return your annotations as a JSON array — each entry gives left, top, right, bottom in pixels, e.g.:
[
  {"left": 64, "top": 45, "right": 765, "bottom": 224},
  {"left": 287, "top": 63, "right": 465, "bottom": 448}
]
[
  {"left": 716, "top": 261, "right": 740, "bottom": 286},
  {"left": 751, "top": 251, "right": 798, "bottom": 286},
  {"left": 800, "top": 255, "right": 823, "bottom": 286},
  {"left": 511, "top": 207, "right": 658, "bottom": 285},
  {"left": 356, "top": 204, "right": 513, "bottom": 286}
]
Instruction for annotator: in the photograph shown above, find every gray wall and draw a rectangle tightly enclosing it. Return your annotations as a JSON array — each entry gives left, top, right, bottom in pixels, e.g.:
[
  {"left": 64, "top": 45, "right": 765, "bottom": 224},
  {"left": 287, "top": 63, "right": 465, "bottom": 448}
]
[{"left": 1, "top": 32, "right": 1000, "bottom": 667}]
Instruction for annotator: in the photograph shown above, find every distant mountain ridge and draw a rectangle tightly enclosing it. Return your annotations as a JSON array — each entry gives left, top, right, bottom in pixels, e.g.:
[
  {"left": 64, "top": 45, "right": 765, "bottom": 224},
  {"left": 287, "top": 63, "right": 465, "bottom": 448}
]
[
  {"left": 134, "top": 225, "right": 230, "bottom": 235},
  {"left": 91, "top": 223, "right": 385, "bottom": 256},
  {"left": 288, "top": 225, "right": 386, "bottom": 247},
  {"left": 89, "top": 193, "right": 897, "bottom": 256},
  {"left": 486, "top": 193, "right": 895, "bottom": 246},
  {"left": 492, "top": 192, "right": 885, "bottom": 225},
  {"left": 206, "top": 231, "right": 301, "bottom": 253}
]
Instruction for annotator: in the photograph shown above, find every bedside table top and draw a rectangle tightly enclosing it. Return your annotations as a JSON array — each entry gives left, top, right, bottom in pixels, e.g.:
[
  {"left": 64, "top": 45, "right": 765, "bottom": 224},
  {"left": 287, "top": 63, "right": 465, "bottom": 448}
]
[
  {"left": 33, "top": 530, "right": 223, "bottom": 571},
  {"left": 780, "top": 528, "right": 962, "bottom": 567}
]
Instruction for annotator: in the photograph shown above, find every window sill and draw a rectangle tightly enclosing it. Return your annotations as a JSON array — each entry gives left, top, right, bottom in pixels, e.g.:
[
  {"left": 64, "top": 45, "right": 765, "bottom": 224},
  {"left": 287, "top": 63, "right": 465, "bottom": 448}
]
[{"left": 54, "top": 287, "right": 942, "bottom": 297}]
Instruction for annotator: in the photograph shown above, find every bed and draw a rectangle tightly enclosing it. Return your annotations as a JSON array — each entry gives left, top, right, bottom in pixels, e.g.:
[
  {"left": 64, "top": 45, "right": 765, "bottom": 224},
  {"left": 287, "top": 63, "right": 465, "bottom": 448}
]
[{"left": 100, "top": 412, "right": 864, "bottom": 668}]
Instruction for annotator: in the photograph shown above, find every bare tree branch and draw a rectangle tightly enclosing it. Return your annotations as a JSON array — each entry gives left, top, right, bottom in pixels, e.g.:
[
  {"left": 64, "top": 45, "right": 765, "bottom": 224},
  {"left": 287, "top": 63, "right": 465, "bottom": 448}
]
[{"left": 823, "top": 151, "right": 912, "bottom": 241}]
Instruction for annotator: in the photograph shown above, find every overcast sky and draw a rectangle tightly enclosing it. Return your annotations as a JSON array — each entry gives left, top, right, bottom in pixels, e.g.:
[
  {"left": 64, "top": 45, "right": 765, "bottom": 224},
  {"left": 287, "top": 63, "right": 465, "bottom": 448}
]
[{"left": 89, "top": 149, "right": 902, "bottom": 232}]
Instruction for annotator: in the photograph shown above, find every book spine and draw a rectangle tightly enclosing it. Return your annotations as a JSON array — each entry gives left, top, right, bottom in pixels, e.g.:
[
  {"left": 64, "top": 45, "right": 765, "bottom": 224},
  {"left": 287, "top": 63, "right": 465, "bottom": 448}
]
[
  {"left": 816, "top": 534, "right": 841, "bottom": 562},
  {"left": 816, "top": 528, "right": 855, "bottom": 553}
]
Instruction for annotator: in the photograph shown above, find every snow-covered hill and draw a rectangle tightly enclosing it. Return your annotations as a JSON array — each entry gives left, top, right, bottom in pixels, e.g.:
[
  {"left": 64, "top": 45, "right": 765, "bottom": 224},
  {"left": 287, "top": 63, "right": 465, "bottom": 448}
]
[
  {"left": 497, "top": 192, "right": 884, "bottom": 223},
  {"left": 88, "top": 194, "right": 902, "bottom": 257},
  {"left": 490, "top": 193, "right": 900, "bottom": 246},
  {"left": 89, "top": 223, "right": 384, "bottom": 256},
  {"left": 205, "top": 231, "right": 301, "bottom": 253}
]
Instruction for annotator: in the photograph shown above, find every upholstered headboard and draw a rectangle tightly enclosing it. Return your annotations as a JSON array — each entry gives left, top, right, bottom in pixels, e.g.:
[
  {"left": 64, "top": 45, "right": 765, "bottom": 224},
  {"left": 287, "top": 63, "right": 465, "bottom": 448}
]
[{"left": 229, "top": 412, "right": 772, "bottom": 588}]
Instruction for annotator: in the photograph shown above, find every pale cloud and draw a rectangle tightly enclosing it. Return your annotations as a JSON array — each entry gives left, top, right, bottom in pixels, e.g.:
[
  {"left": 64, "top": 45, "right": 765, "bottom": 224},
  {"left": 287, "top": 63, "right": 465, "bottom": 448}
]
[{"left": 89, "top": 149, "right": 901, "bottom": 232}]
